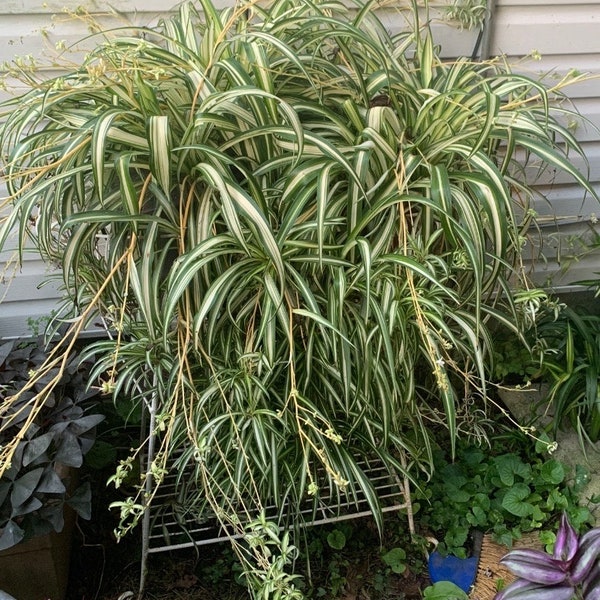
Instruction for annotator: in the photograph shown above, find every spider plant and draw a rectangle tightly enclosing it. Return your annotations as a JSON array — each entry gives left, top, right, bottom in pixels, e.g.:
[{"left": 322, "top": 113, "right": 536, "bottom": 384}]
[
  {"left": 535, "top": 302, "right": 600, "bottom": 444},
  {"left": 0, "top": 0, "right": 594, "bottom": 593}
]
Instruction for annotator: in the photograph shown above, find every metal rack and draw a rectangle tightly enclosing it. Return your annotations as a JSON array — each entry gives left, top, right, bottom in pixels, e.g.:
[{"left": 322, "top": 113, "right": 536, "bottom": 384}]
[
  {"left": 144, "top": 455, "right": 414, "bottom": 554},
  {"left": 137, "top": 394, "right": 414, "bottom": 594}
]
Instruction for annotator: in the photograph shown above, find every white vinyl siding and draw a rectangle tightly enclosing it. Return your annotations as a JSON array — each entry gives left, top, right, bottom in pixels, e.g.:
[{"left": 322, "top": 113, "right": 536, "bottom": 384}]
[
  {"left": 490, "top": 0, "right": 600, "bottom": 287},
  {"left": 0, "top": 1, "right": 171, "bottom": 338},
  {"left": 0, "top": 0, "right": 599, "bottom": 337}
]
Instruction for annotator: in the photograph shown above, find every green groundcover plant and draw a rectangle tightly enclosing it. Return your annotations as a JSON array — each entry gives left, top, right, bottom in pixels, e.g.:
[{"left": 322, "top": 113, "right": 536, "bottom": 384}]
[
  {"left": 417, "top": 436, "right": 596, "bottom": 558},
  {"left": 0, "top": 0, "right": 595, "bottom": 595}
]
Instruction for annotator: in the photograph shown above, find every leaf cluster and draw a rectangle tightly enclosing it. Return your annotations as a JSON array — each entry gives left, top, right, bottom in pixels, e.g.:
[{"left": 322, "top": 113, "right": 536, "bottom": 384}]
[
  {"left": 537, "top": 302, "right": 600, "bottom": 443},
  {"left": 0, "top": 339, "right": 102, "bottom": 549},
  {"left": 498, "top": 513, "right": 600, "bottom": 600},
  {"left": 417, "top": 443, "right": 594, "bottom": 557}
]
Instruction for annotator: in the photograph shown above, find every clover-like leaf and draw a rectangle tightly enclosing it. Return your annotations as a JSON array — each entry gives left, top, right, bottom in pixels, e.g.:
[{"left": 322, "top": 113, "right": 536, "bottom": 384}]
[
  {"left": 10, "top": 495, "right": 43, "bottom": 518},
  {"left": 67, "top": 482, "right": 92, "bottom": 520},
  {"left": 0, "top": 341, "right": 15, "bottom": 367},
  {"left": 10, "top": 467, "right": 44, "bottom": 507},
  {"left": 39, "top": 504, "right": 65, "bottom": 533},
  {"left": 22, "top": 432, "right": 55, "bottom": 467},
  {"left": 54, "top": 431, "right": 83, "bottom": 467},
  {"left": 0, "top": 520, "right": 25, "bottom": 551},
  {"left": 0, "top": 481, "right": 11, "bottom": 507},
  {"left": 36, "top": 468, "right": 67, "bottom": 494},
  {"left": 69, "top": 414, "right": 105, "bottom": 435}
]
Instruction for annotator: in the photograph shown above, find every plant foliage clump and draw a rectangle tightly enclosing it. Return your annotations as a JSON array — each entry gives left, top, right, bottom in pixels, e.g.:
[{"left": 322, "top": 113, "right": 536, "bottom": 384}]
[
  {"left": 0, "top": 339, "right": 102, "bottom": 549},
  {"left": 0, "top": 0, "right": 594, "bottom": 590},
  {"left": 418, "top": 441, "right": 595, "bottom": 558}
]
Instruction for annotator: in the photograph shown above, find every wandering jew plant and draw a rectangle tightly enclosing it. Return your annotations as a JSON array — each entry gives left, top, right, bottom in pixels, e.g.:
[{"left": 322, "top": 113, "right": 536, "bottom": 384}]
[
  {"left": 0, "top": 0, "right": 596, "bottom": 594},
  {"left": 497, "top": 513, "right": 600, "bottom": 600}
]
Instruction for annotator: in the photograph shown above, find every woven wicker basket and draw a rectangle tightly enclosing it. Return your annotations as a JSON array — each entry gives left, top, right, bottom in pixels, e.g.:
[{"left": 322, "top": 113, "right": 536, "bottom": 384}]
[{"left": 470, "top": 533, "right": 540, "bottom": 600}]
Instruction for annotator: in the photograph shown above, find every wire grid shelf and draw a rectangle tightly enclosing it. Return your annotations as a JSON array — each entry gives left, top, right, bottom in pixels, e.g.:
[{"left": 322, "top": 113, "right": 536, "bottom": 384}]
[{"left": 145, "top": 455, "right": 414, "bottom": 554}]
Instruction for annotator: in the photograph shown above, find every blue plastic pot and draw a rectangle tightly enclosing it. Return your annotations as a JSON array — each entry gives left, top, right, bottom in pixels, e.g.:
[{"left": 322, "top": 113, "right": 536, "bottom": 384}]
[{"left": 427, "top": 551, "right": 478, "bottom": 593}]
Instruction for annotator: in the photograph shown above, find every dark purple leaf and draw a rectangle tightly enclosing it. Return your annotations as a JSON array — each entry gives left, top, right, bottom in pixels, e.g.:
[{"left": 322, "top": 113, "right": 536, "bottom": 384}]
[
  {"left": 10, "top": 467, "right": 44, "bottom": 507},
  {"left": 554, "top": 512, "right": 579, "bottom": 562},
  {"left": 36, "top": 468, "right": 67, "bottom": 494},
  {"left": 571, "top": 529, "right": 600, "bottom": 585},
  {"left": 0, "top": 520, "right": 24, "bottom": 551},
  {"left": 39, "top": 504, "right": 65, "bottom": 533},
  {"left": 0, "top": 481, "right": 10, "bottom": 506},
  {"left": 69, "top": 414, "right": 104, "bottom": 435},
  {"left": 500, "top": 549, "right": 568, "bottom": 584},
  {"left": 583, "top": 560, "right": 600, "bottom": 600},
  {"left": 10, "top": 495, "right": 43, "bottom": 518},
  {"left": 0, "top": 341, "right": 15, "bottom": 367},
  {"left": 495, "top": 578, "right": 534, "bottom": 600},
  {"left": 54, "top": 431, "right": 83, "bottom": 467},
  {"left": 67, "top": 482, "right": 92, "bottom": 520},
  {"left": 22, "top": 432, "right": 54, "bottom": 467},
  {"left": 494, "top": 579, "right": 573, "bottom": 600}
]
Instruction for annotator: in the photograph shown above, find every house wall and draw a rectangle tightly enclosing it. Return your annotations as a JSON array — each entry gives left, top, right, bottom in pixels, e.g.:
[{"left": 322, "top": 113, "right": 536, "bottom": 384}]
[
  {"left": 0, "top": 1, "right": 174, "bottom": 338},
  {"left": 489, "top": 0, "right": 600, "bottom": 287},
  {"left": 0, "top": 0, "right": 598, "bottom": 337}
]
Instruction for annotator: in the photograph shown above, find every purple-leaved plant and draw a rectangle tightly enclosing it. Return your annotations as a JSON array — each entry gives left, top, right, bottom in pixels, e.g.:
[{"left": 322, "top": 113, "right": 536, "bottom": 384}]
[{"left": 495, "top": 513, "right": 600, "bottom": 600}]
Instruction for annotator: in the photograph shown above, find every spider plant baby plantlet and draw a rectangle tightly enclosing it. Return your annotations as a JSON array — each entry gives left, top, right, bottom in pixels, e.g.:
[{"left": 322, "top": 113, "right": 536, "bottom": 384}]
[{"left": 496, "top": 513, "right": 600, "bottom": 600}]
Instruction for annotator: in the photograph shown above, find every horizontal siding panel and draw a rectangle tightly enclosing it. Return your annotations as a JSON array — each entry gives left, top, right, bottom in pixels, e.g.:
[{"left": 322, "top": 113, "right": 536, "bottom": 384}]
[
  {"left": 0, "top": 14, "right": 162, "bottom": 63},
  {"left": 532, "top": 183, "right": 600, "bottom": 220},
  {"left": 554, "top": 97, "right": 600, "bottom": 143},
  {"left": 0, "top": 298, "right": 61, "bottom": 339},
  {"left": 13, "top": 0, "right": 232, "bottom": 13},
  {"left": 492, "top": 57, "right": 600, "bottom": 100},
  {"left": 0, "top": 10, "right": 480, "bottom": 63},
  {"left": 378, "top": 11, "right": 480, "bottom": 58},
  {"left": 487, "top": 0, "right": 600, "bottom": 300},
  {"left": 492, "top": 5, "right": 600, "bottom": 56},
  {"left": 0, "top": 264, "right": 60, "bottom": 303},
  {"left": 495, "top": 69, "right": 600, "bottom": 104},
  {"left": 526, "top": 221, "right": 600, "bottom": 288}
]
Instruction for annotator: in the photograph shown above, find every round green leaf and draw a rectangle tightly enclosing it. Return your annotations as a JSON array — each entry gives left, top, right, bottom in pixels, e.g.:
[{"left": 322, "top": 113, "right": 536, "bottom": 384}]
[
  {"left": 540, "top": 460, "right": 565, "bottom": 485},
  {"left": 494, "top": 455, "right": 531, "bottom": 486},
  {"left": 382, "top": 547, "right": 407, "bottom": 574},
  {"left": 423, "top": 581, "right": 469, "bottom": 600},
  {"left": 501, "top": 483, "right": 533, "bottom": 517},
  {"left": 327, "top": 529, "right": 346, "bottom": 550}
]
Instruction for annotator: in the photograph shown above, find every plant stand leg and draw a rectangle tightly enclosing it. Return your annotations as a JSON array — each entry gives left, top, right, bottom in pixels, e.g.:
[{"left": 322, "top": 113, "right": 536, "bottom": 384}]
[{"left": 138, "top": 387, "right": 158, "bottom": 599}]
